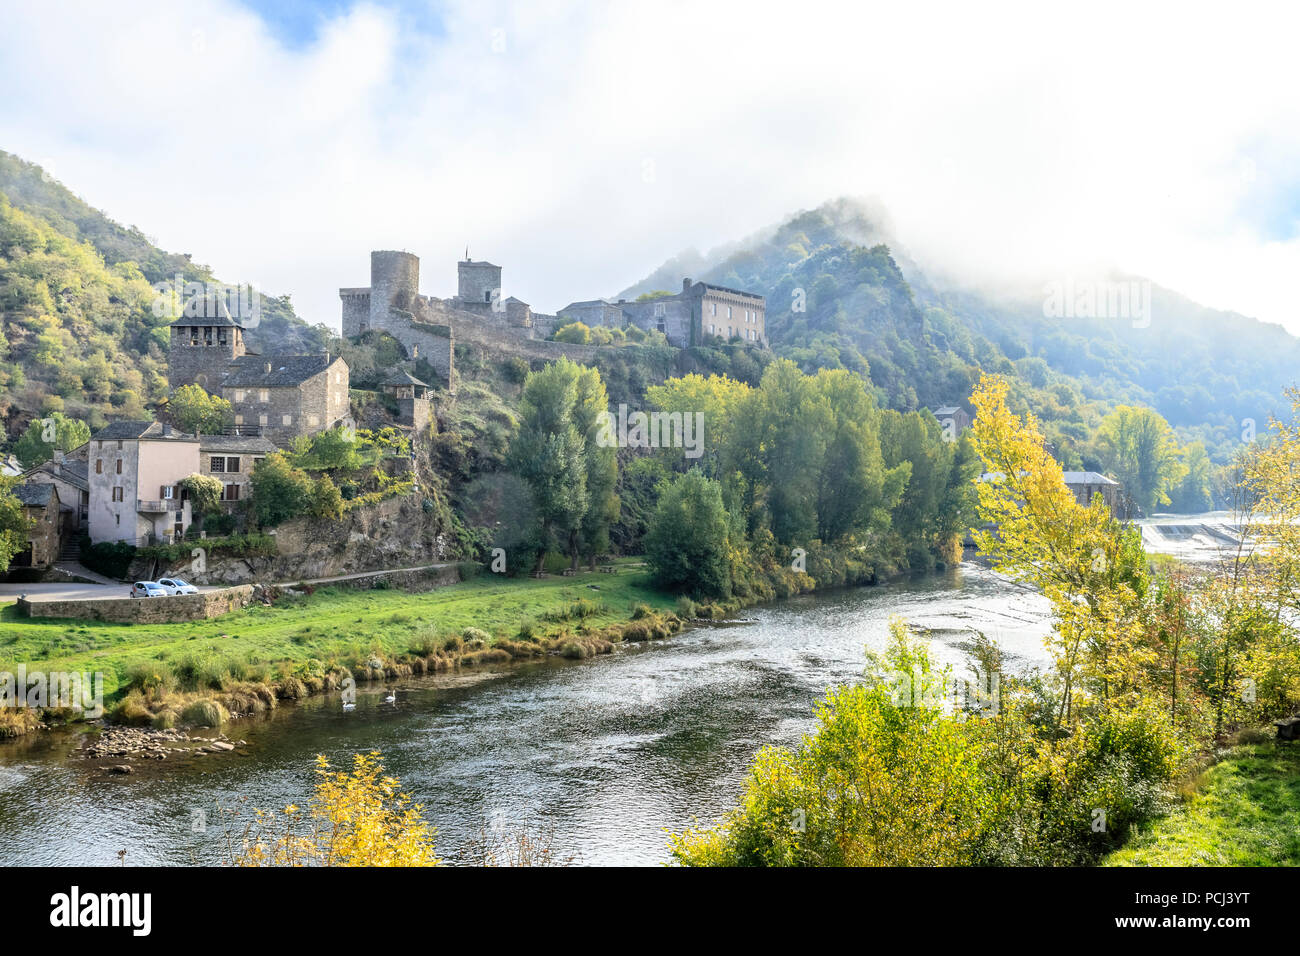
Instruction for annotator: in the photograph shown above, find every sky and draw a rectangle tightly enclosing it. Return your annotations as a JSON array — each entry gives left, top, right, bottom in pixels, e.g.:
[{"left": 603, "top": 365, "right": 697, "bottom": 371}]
[{"left": 1, "top": 0, "right": 1298, "bottom": 333}]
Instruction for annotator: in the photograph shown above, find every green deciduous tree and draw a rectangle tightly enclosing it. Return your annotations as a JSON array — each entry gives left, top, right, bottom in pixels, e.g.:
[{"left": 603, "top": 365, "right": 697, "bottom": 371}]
[
  {"left": 12, "top": 411, "right": 90, "bottom": 468},
  {"left": 170, "top": 384, "right": 233, "bottom": 435},
  {"left": 644, "top": 468, "right": 732, "bottom": 597}
]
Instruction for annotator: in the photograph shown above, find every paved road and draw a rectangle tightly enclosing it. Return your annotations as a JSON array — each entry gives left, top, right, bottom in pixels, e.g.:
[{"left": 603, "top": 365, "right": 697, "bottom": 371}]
[{"left": 0, "top": 581, "right": 221, "bottom": 603}]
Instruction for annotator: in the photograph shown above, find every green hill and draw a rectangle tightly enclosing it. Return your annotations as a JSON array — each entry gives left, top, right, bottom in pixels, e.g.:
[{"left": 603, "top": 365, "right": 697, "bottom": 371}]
[{"left": 0, "top": 150, "right": 325, "bottom": 439}]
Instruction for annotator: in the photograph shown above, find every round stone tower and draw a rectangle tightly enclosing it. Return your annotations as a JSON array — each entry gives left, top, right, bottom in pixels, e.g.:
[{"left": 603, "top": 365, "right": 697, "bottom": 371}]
[{"left": 370, "top": 250, "right": 420, "bottom": 329}]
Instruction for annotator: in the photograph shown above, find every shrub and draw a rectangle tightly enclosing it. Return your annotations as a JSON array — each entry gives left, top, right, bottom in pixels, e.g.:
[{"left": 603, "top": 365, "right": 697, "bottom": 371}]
[{"left": 182, "top": 699, "right": 229, "bottom": 728}]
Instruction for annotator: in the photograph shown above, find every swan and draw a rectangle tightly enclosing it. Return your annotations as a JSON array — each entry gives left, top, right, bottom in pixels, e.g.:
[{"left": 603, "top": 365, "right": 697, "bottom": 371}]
[
  {"left": 383, "top": 690, "right": 396, "bottom": 703},
  {"left": 342, "top": 700, "right": 356, "bottom": 711}
]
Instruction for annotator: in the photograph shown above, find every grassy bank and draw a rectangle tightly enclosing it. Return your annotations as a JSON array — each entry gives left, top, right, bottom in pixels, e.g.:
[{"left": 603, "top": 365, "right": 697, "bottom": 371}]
[
  {"left": 1103, "top": 740, "right": 1300, "bottom": 866},
  {"left": 0, "top": 560, "right": 693, "bottom": 733}
]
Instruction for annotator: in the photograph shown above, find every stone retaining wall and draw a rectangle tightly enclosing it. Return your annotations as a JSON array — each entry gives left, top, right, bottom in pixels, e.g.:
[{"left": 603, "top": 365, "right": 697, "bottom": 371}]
[{"left": 18, "top": 586, "right": 255, "bottom": 622}]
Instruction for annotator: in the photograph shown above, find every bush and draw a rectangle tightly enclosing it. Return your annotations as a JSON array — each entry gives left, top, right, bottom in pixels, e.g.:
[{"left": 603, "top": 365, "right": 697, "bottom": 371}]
[{"left": 182, "top": 699, "right": 229, "bottom": 728}]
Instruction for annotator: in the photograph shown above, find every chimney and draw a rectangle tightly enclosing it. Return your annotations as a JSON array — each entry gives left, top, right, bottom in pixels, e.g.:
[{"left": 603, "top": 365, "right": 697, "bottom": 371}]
[
  {"left": 53, "top": 449, "right": 64, "bottom": 464},
  {"left": 162, "top": 424, "right": 172, "bottom": 437},
  {"left": 683, "top": 277, "right": 692, "bottom": 292}
]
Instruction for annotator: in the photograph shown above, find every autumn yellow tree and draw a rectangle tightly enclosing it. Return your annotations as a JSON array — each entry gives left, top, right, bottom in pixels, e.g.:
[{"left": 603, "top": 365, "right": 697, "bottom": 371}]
[
  {"left": 227, "top": 751, "right": 439, "bottom": 867},
  {"left": 969, "top": 375, "right": 1151, "bottom": 726}
]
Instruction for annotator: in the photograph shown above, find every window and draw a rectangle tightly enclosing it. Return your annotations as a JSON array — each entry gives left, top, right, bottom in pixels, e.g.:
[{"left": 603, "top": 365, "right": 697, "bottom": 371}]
[
  {"left": 223, "top": 484, "right": 240, "bottom": 501},
  {"left": 259, "top": 414, "right": 268, "bottom": 426},
  {"left": 95, "top": 459, "right": 102, "bottom": 474},
  {"left": 115, "top": 459, "right": 122, "bottom": 474},
  {"left": 259, "top": 389, "right": 269, "bottom": 403},
  {"left": 710, "top": 303, "right": 716, "bottom": 316},
  {"left": 161, "top": 485, "right": 174, "bottom": 499},
  {"left": 282, "top": 415, "right": 292, "bottom": 426},
  {"left": 117, "top": 440, "right": 123, "bottom": 450},
  {"left": 727, "top": 306, "right": 733, "bottom": 319},
  {"left": 111, "top": 487, "right": 123, "bottom": 502},
  {"left": 226, "top": 457, "right": 240, "bottom": 473},
  {"left": 252, "top": 457, "right": 264, "bottom": 468},
  {"left": 309, "top": 415, "right": 320, "bottom": 428},
  {"left": 210, "top": 456, "right": 225, "bottom": 473},
  {"left": 234, "top": 390, "right": 245, "bottom": 403},
  {"left": 115, "top": 514, "right": 120, "bottom": 526},
  {"left": 234, "top": 414, "right": 244, "bottom": 425},
  {"left": 654, "top": 302, "right": 665, "bottom": 317}
]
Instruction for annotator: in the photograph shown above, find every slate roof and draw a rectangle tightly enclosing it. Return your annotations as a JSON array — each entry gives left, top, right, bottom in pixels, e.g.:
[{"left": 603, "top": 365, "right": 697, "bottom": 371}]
[
  {"left": 14, "top": 483, "right": 56, "bottom": 507},
  {"left": 1062, "top": 471, "right": 1119, "bottom": 485},
  {"left": 381, "top": 370, "right": 429, "bottom": 388},
  {"left": 90, "top": 421, "right": 197, "bottom": 442},
  {"left": 223, "top": 354, "right": 339, "bottom": 388}
]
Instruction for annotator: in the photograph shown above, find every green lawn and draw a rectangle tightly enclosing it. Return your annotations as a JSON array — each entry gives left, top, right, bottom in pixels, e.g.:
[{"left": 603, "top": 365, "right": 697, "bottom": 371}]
[
  {"left": 0, "top": 560, "right": 675, "bottom": 700},
  {"left": 1104, "top": 741, "right": 1300, "bottom": 866}
]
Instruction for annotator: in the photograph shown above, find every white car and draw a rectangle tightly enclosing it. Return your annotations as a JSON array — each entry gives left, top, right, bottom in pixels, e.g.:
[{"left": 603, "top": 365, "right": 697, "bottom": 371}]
[
  {"left": 130, "top": 581, "right": 168, "bottom": 598},
  {"left": 156, "top": 577, "right": 199, "bottom": 595}
]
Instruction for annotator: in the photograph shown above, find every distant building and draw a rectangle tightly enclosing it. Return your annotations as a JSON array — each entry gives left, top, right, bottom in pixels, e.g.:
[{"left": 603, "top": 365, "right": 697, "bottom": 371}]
[
  {"left": 381, "top": 370, "right": 432, "bottom": 433},
  {"left": 934, "top": 405, "right": 971, "bottom": 436},
  {"left": 11, "top": 483, "right": 62, "bottom": 568},
  {"left": 87, "top": 421, "right": 198, "bottom": 545},
  {"left": 19, "top": 450, "right": 89, "bottom": 534},
  {"left": 167, "top": 295, "right": 350, "bottom": 447},
  {"left": 221, "top": 354, "right": 351, "bottom": 446},
  {"left": 198, "top": 434, "right": 278, "bottom": 507},
  {"left": 560, "top": 278, "right": 767, "bottom": 348},
  {"left": 1063, "top": 471, "right": 1125, "bottom": 515}
]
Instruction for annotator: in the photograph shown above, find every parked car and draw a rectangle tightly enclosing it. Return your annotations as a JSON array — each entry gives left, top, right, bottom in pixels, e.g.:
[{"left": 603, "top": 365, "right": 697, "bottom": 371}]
[
  {"left": 130, "top": 581, "right": 168, "bottom": 598},
  {"left": 156, "top": 577, "right": 199, "bottom": 595}
]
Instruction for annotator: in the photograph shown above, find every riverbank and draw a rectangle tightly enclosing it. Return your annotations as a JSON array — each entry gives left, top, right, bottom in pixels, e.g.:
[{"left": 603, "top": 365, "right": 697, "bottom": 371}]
[
  {"left": 0, "top": 559, "right": 696, "bottom": 738},
  {"left": 1103, "top": 739, "right": 1300, "bottom": 866}
]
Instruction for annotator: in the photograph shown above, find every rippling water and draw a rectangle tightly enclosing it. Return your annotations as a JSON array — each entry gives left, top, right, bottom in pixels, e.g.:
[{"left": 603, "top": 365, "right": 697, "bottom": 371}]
[{"left": 0, "top": 562, "right": 1051, "bottom": 867}]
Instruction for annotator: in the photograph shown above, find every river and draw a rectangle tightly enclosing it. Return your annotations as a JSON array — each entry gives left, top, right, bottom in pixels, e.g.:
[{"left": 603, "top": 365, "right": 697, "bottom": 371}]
[{"left": 0, "top": 562, "right": 1053, "bottom": 866}]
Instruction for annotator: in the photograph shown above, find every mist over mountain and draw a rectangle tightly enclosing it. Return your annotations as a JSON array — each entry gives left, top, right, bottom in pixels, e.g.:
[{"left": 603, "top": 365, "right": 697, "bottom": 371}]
[{"left": 619, "top": 196, "right": 1298, "bottom": 463}]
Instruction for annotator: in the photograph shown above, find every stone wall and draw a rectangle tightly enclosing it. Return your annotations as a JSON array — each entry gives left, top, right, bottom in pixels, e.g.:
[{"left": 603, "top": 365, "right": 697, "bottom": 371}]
[{"left": 18, "top": 585, "right": 255, "bottom": 622}]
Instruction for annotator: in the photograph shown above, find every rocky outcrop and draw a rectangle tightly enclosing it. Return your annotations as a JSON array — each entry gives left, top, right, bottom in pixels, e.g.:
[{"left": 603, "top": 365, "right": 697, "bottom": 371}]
[{"left": 153, "top": 492, "right": 458, "bottom": 586}]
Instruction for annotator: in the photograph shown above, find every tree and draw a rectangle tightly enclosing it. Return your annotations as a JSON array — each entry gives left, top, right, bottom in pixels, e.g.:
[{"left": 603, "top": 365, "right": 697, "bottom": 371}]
[
  {"left": 506, "top": 359, "right": 590, "bottom": 573},
  {"left": 571, "top": 365, "right": 619, "bottom": 569},
  {"left": 644, "top": 469, "right": 731, "bottom": 597},
  {"left": 0, "top": 477, "right": 31, "bottom": 573},
  {"left": 1094, "top": 405, "right": 1187, "bottom": 515},
  {"left": 178, "top": 473, "right": 223, "bottom": 520},
  {"left": 12, "top": 411, "right": 90, "bottom": 468},
  {"left": 250, "top": 453, "right": 312, "bottom": 526},
  {"left": 310, "top": 475, "right": 344, "bottom": 521},
  {"left": 170, "top": 384, "right": 233, "bottom": 435},
  {"left": 553, "top": 322, "right": 592, "bottom": 344},
  {"left": 970, "top": 375, "right": 1150, "bottom": 726},
  {"left": 1168, "top": 441, "right": 1212, "bottom": 513}
]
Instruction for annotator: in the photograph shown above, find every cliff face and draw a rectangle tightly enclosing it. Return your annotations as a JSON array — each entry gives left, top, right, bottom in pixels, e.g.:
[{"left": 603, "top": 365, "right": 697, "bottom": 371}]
[{"left": 136, "top": 493, "right": 457, "bottom": 585}]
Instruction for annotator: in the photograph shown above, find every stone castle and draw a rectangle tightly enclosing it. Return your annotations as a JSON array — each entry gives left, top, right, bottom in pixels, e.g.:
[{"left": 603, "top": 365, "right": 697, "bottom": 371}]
[{"left": 339, "top": 250, "right": 767, "bottom": 382}]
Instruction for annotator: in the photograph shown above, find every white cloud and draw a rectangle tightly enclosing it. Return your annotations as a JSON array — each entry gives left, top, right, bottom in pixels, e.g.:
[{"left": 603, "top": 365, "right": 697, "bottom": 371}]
[{"left": 2, "top": 0, "right": 1298, "bottom": 332}]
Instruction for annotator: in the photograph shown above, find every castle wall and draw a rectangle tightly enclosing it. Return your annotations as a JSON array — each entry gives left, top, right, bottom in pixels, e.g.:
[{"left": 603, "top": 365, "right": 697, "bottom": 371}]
[
  {"left": 621, "top": 297, "right": 695, "bottom": 347},
  {"left": 381, "top": 310, "right": 455, "bottom": 383},
  {"left": 340, "top": 289, "right": 371, "bottom": 337}
]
